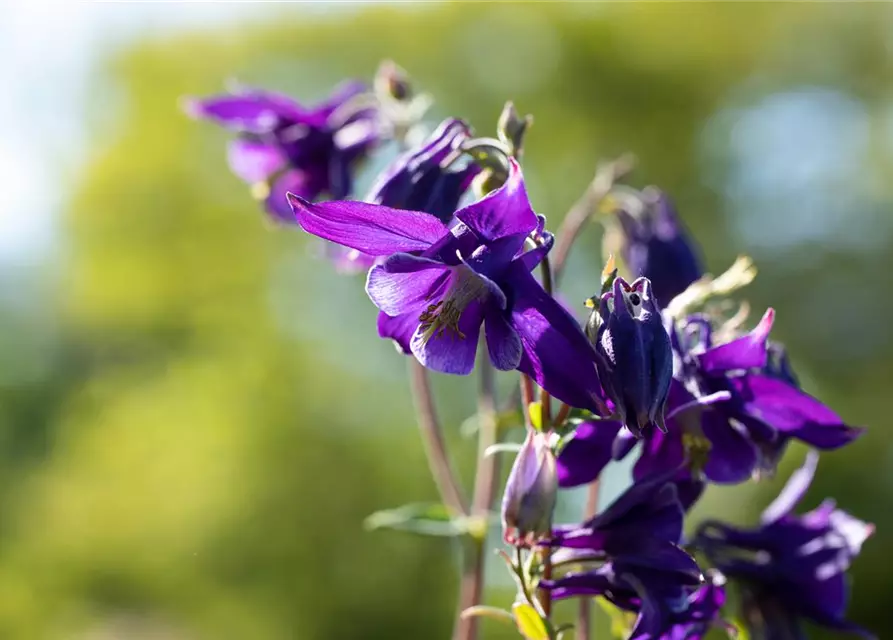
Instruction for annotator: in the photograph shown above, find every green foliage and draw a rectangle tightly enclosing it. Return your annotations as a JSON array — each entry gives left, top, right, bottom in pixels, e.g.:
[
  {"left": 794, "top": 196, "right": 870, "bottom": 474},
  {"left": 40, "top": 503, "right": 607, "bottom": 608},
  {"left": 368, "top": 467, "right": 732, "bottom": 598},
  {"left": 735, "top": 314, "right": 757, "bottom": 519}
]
[
  {"left": 365, "top": 502, "right": 486, "bottom": 538},
  {"left": 1, "top": 3, "right": 892, "bottom": 639},
  {"left": 512, "top": 602, "right": 550, "bottom": 640}
]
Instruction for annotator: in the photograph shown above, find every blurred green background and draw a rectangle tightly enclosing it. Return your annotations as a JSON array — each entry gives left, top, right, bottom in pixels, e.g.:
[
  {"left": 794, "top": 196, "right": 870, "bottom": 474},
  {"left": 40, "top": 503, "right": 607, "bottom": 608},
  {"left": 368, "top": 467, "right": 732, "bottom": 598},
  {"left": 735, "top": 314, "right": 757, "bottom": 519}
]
[{"left": 2, "top": 2, "right": 892, "bottom": 638}]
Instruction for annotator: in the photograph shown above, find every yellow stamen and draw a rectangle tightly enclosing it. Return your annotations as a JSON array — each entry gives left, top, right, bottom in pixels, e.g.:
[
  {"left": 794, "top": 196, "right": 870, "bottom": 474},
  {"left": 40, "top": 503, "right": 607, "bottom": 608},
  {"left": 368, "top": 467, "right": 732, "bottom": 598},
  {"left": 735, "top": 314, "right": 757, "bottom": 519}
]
[
  {"left": 682, "top": 432, "right": 712, "bottom": 473},
  {"left": 417, "top": 300, "right": 467, "bottom": 343},
  {"left": 416, "top": 267, "right": 489, "bottom": 345}
]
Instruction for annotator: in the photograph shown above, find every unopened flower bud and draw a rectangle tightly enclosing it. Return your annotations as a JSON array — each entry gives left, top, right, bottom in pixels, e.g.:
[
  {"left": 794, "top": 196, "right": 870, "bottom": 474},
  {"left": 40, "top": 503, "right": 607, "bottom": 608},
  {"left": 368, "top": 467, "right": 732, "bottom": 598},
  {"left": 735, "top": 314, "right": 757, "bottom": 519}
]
[
  {"left": 497, "top": 101, "right": 532, "bottom": 159},
  {"left": 592, "top": 276, "right": 673, "bottom": 438},
  {"left": 501, "top": 430, "right": 558, "bottom": 546},
  {"left": 374, "top": 60, "right": 413, "bottom": 102}
]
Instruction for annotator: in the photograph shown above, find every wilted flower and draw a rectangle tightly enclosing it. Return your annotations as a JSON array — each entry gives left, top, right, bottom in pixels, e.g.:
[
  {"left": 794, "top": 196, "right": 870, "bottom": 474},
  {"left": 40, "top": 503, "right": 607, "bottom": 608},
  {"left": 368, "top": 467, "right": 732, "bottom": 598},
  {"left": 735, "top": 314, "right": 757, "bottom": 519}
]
[
  {"left": 289, "top": 159, "right": 607, "bottom": 412},
  {"left": 327, "top": 118, "right": 479, "bottom": 274},
  {"left": 542, "top": 471, "right": 704, "bottom": 638},
  {"left": 590, "top": 276, "right": 673, "bottom": 438},
  {"left": 612, "top": 188, "right": 703, "bottom": 308},
  {"left": 695, "top": 451, "right": 875, "bottom": 639},
  {"left": 185, "top": 81, "right": 379, "bottom": 221},
  {"left": 501, "top": 430, "right": 558, "bottom": 546}
]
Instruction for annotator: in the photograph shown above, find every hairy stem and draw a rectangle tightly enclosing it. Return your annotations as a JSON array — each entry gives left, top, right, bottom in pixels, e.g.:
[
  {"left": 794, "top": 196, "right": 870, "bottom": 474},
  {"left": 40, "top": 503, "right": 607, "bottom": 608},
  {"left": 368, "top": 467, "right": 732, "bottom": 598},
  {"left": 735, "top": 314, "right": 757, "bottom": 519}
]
[
  {"left": 454, "top": 352, "right": 500, "bottom": 640},
  {"left": 409, "top": 359, "right": 468, "bottom": 516},
  {"left": 576, "top": 479, "right": 602, "bottom": 640},
  {"left": 552, "top": 154, "right": 636, "bottom": 286}
]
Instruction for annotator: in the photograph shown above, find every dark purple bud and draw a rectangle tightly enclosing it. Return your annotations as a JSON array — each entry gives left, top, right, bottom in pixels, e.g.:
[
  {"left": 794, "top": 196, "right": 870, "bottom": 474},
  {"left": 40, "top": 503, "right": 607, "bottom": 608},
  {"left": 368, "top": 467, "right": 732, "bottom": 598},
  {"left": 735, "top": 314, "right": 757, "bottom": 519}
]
[
  {"left": 592, "top": 276, "right": 673, "bottom": 438},
  {"left": 501, "top": 430, "right": 558, "bottom": 546}
]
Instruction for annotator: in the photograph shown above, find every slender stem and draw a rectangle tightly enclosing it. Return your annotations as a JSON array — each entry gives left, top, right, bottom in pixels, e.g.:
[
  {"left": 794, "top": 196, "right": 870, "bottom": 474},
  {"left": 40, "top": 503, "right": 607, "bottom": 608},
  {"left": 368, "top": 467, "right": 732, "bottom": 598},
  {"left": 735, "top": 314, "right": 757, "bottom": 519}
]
[
  {"left": 539, "top": 549, "right": 553, "bottom": 618},
  {"left": 576, "top": 479, "right": 602, "bottom": 640},
  {"left": 521, "top": 374, "right": 536, "bottom": 420},
  {"left": 553, "top": 403, "right": 572, "bottom": 430},
  {"left": 408, "top": 359, "right": 468, "bottom": 516},
  {"left": 516, "top": 546, "right": 535, "bottom": 608},
  {"left": 539, "top": 255, "right": 554, "bottom": 425},
  {"left": 454, "top": 352, "right": 500, "bottom": 640},
  {"left": 552, "top": 154, "right": 636, "bottom": 287}
]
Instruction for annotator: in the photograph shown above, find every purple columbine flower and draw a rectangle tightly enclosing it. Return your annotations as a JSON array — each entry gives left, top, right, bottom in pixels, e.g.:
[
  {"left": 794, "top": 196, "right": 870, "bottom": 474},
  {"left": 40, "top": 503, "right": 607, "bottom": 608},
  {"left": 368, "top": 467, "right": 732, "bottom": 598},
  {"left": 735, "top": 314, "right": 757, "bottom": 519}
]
[
  {"left": 328, "top": 118, "right": 479, "bottom": 274},
  {"left": 695, "top": 451, "right": 875, "bottom": 639},
  {"left": 184, "top": 81, "right": 379, "bottom": 222},
  {"left": 575, "top": 307, "right": 865, "bottom": 485},
  {"left": 501, "top": 429, "right": 558, "bottom": 546},
  {"left": 614, "top": 188, "right": 703, "bottom": 308},
  {"left": 541, "top": 471, "right": 704, "bottom": 638},
  {"left": 289, "top": 159, "right": 607, "bottom": 413},
  {"left": 591, "top": 276, "right": 673, "bottom": 438}
]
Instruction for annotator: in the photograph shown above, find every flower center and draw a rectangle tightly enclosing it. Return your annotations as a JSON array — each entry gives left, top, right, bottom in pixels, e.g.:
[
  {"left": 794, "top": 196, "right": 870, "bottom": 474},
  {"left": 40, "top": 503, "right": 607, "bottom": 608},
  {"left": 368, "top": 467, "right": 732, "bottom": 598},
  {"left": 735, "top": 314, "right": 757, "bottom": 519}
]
[
  {"left": 682, "top": 431, "right": 712, "bottom": 472},
  {"left": 417, "top": 267, "right": 489, "bottom": 344}
]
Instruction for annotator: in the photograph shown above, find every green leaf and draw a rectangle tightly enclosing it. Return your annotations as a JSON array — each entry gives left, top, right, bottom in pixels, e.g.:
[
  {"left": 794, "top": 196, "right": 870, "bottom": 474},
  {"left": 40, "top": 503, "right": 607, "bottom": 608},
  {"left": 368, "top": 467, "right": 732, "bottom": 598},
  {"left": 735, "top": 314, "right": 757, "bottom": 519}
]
[
  {"left": 461, "top": 605, "right": 515, "bottom": 628},
  {"left": 484, "top": 442, "right": 524, "bottom": 457},
  {"left": 512, "top": 602, "right": 550, "bottom": 640},
  {"left": 364, "top": 502, "right": 472, "bottom": 537}
]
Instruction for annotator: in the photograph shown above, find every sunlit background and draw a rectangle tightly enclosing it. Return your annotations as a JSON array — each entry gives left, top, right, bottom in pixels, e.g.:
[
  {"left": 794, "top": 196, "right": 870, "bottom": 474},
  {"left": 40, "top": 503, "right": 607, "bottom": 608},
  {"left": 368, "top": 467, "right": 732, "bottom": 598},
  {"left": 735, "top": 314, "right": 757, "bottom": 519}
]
[{"left": 1, "top": 3, "right": 892, "bottom": 638}]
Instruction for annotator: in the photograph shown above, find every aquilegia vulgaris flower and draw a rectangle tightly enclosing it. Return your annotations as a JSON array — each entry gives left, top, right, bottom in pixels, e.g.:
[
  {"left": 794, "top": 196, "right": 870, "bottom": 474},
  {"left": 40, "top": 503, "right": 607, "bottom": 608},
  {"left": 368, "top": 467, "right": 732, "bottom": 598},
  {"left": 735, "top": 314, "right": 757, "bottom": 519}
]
[
  {"left": 695, "top": 451, "right": 875, "bottom": 639},
  {"left": 289, "top": 159, "right": 607, "bottom": 413},
  {"left": 185, "top": 80, "right": 379, "bottom": 221},
  {"left": 562, "top": 303, "right": 864, "bottom": 487},
  {"left": 185, "top": 64, "right": 877, "bottom": 640},
  {"left": 542, "top": 470, "right": 705, "bottom": 639}
]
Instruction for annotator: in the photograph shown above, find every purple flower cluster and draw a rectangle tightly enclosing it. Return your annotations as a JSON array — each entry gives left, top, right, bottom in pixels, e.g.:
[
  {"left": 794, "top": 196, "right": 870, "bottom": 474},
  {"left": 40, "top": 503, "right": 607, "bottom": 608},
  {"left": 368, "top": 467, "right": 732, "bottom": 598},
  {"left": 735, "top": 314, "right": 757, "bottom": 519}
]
[
  {"left": 187, "top": 68, "right": 874, "bottom": 640},
  {"left": 185, "top": 81, "right": 379, "bottom": 222}
]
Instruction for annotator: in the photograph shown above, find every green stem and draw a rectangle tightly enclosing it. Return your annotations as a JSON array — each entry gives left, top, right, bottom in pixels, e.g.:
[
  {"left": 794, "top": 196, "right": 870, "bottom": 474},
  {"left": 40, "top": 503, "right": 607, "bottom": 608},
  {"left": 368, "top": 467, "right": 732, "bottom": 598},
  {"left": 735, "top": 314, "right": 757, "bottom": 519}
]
[
  {"left": 408, "top": 360, "right": 468, "bottom": 516},
  {"left": 453, "top": 349, "right": 500, "bottom": 640},
  {"left": 576, "top": 479, "right": 601, "bottom": 640},
  {"left": 552, "top": 154, "right": 636, "bottom": 287}
]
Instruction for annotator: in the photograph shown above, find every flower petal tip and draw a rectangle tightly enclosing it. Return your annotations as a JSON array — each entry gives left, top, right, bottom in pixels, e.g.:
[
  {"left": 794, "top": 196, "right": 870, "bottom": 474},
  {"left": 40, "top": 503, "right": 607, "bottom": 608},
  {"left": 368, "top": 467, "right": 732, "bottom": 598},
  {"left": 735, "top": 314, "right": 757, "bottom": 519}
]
[{"left": 179, "top": 96, "right": 204, "bottom": 119}]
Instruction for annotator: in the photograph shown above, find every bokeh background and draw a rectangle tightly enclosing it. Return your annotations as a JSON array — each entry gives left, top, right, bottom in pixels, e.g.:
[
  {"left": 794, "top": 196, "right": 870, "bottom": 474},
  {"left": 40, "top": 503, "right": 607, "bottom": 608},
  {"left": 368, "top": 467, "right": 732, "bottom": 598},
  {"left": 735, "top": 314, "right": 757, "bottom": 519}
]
[{"left": 2, "top": 2, "right": 892, "bottom": 638}]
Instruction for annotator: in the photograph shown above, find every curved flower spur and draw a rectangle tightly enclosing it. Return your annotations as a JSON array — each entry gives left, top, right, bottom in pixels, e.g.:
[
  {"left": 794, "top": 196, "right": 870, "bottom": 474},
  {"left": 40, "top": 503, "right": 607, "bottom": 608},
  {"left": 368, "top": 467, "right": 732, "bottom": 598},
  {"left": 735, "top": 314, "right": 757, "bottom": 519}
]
[{"left": 326, "top": 117, "right": 480, "bottom": 274}]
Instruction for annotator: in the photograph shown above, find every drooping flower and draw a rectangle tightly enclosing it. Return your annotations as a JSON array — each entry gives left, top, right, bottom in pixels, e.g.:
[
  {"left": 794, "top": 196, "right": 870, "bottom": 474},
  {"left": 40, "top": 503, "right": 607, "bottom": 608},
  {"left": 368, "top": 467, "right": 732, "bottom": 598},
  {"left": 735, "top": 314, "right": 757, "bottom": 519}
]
[
  {"left": 591, "top": 307, "right": 864, "bottom": 484},
  {"left": 612, "top": 188, "right": 703, "bottom": 308},
  {"left": 501, "top": 429, "right": 558, "bottom": 546},
  {"left": 329, "top": 118, "right": 479, "bottom": 274},
  {"left": 542, "top": 471, "right": 704, "bottom": 638},
  {"left": 590, "top": 276, "right": 673, "bottom": 438},
  {"left": 185, "top": 80, "right": 379, "bottom": 222},
  {"left": 695, "top": 451, "right": 875, "bottom": 639},
  {"left": 289, "top": 159, "right": 607, "bottom": 413}
]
